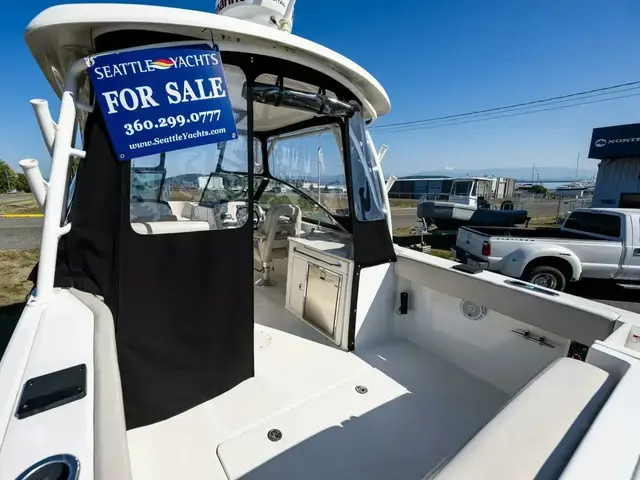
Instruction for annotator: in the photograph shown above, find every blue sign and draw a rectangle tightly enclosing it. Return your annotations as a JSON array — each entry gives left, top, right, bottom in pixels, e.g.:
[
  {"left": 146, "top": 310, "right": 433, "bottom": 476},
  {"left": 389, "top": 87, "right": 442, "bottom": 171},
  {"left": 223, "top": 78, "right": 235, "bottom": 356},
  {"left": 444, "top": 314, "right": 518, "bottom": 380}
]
[{"left": 88, "top": 43, "right": 238, "bottom": 160}]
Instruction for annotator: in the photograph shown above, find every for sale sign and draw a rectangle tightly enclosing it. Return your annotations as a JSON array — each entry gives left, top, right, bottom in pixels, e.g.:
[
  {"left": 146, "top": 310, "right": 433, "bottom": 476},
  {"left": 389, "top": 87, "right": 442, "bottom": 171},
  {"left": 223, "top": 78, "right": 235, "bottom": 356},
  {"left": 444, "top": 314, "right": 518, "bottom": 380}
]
[{"left": 87, "top": 42, "right": 238, "bottom": 160}]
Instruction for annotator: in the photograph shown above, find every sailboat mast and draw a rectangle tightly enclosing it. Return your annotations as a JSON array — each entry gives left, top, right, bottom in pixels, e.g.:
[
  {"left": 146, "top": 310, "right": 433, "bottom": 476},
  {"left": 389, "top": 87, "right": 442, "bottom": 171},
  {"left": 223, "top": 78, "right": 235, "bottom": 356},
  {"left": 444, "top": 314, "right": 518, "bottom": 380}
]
[
  {"left": 574, "top": 152, "right": 580, "bottom": 182},
  {"left": 531, "top": 164, "right": 535, "bottom": 184}
]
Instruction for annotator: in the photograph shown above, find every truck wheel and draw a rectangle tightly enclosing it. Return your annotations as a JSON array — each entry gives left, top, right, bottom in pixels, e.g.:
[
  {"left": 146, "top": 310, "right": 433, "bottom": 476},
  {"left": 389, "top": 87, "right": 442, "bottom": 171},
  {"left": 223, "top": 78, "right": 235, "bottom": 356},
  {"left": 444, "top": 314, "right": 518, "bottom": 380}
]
[{"left": 523, "top": 266, "right": 566, "bottom": 291}]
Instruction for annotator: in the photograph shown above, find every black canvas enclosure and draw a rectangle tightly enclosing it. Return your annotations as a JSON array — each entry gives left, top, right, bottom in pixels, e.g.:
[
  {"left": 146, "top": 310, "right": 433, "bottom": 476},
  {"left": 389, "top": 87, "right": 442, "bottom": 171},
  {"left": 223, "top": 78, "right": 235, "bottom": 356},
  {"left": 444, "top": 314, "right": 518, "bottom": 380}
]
[{"left": 45, "top": 32, "right": 255, "bottom": 429}]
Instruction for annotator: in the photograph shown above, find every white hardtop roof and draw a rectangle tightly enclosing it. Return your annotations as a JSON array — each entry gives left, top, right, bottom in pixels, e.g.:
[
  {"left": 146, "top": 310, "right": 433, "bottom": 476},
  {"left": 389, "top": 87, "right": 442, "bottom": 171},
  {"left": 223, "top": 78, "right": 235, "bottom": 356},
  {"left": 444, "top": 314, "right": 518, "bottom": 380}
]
[
  {"left": 395, "top": 177, "right": 451, "bottom": 181},
  {"left": 25, "top": 3, "right": 390, "bottom": 121},
  {"left": 450, "top": 176, "right": 495, "bottom": 182}
]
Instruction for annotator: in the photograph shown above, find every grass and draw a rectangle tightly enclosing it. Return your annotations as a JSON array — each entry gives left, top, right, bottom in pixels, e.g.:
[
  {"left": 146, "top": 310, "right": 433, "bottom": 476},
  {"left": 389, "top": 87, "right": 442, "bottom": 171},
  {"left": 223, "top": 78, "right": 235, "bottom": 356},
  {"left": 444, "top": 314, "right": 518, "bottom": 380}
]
[
  {"left": 528, "top": 215, "right": 561, "bottom": 227},
  {"left": 429, "top": 248, "right": 455, "bottom": 260},
  {"left": 0, "top": 249, "right": 38, "bottom": 358},
  {"left": 0, "top": 249, "right": 38, "bottom": 307},
  {"left": 389, "top": 198, "right": 419, "bottom": 208},
  {"left": 0, "top": 197, "right": 41, "bottom": 215},
  {"left": 393, "top": 226, "right": 415, "bottom": 237}
]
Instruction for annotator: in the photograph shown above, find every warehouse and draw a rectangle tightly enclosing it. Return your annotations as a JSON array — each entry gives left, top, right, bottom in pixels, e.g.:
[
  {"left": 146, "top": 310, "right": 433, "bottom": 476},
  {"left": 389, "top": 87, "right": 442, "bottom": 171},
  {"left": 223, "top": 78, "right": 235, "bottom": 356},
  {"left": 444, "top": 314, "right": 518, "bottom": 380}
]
[{"left": 589, "top": 122, "right": 640, "bottom": 208}]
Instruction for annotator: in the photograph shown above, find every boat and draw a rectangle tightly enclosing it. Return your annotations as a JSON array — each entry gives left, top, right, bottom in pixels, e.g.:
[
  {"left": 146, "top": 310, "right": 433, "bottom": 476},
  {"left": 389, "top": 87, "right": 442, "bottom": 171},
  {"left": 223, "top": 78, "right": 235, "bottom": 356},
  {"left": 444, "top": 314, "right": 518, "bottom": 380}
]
[
  {"left": 552, "top": 154, "right": 596, "bottom": 198},
  {"left": 5, "top": 2, "right": 640, "bottom": 479},
  {"left": 553, "top": 180, "right": 596, "bottom": 198},
  {"left": 417, "top": 177, "right": 529, "bottom": 230}
]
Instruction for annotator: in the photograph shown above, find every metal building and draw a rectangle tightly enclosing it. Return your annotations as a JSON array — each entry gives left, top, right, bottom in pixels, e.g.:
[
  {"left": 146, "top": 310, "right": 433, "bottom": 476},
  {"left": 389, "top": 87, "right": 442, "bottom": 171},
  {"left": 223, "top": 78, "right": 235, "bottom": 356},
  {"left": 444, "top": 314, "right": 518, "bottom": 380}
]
[{"left": 589, "top": 123, "right": 640, "bottom": 208}]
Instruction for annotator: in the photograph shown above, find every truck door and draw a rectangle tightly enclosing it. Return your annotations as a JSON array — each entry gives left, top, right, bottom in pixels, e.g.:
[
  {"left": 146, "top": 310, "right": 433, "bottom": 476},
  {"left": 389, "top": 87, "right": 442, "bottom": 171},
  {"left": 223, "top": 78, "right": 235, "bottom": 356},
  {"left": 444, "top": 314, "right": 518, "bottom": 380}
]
[
  {"left": 620, "top": 216, "right": 640, "bottom": 280},
  {"left": 563, "top": 211, "right": 623, "bottom": 279}
]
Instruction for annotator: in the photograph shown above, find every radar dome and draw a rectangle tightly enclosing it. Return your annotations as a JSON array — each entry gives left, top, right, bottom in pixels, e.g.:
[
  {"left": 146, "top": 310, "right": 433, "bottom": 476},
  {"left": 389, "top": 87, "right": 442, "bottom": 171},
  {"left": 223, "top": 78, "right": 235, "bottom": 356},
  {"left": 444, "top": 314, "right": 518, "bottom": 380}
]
[{"left": 215, "top": 0, "right": 295, "bottom": 30}]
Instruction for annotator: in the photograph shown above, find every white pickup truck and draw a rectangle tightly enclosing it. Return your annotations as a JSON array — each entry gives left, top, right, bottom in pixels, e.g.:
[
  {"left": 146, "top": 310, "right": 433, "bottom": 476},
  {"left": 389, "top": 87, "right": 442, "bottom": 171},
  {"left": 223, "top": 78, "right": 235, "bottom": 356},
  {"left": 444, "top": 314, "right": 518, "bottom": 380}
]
[{"left": 452, "top": 208, "right": 640, "bottom": 291}]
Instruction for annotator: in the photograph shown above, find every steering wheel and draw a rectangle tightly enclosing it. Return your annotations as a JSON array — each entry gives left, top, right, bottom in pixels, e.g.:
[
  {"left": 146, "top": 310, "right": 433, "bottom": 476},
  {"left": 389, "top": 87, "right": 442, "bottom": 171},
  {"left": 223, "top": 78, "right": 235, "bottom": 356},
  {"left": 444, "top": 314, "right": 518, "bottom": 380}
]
[
  {"left": 253, "top": 204, "right": 265, "bottom": 230},
  {"left": 237, "top": 204, "right": 264, "bottom": 229}
]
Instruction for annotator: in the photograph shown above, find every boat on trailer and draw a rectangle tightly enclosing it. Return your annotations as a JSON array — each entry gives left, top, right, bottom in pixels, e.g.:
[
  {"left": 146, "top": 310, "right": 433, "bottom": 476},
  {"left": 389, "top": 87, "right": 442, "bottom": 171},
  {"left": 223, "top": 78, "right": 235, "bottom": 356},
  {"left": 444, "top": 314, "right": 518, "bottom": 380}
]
[
  {"left": 5, "top": 2, "right": 640, "bottom": 479},
  {"left": 417, "top": 177, "right": 529, "bottom": 230}
]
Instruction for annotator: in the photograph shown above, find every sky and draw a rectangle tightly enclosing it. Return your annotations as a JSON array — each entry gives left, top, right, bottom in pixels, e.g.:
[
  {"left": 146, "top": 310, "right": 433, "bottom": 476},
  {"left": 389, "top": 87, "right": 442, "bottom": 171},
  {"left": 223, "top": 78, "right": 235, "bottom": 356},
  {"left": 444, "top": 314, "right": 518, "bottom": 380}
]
[{"left": 2, "top": 0, "right": 640, "bottom": 178}]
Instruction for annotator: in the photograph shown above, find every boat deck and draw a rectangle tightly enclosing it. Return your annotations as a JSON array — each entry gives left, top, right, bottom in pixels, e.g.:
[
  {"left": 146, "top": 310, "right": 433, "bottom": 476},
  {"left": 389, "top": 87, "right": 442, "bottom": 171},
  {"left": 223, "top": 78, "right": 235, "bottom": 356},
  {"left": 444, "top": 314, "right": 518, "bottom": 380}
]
[{"left": 127, "top": 286, "right": 508, "bottom": 479}]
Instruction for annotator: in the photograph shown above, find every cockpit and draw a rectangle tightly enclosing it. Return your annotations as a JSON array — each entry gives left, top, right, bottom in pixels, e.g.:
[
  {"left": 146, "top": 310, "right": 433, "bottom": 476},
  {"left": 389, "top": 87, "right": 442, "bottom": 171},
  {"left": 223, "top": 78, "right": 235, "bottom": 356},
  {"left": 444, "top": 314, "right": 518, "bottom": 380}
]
[{"left": 124, "top": 62, "right": 389, "bottom": 285}]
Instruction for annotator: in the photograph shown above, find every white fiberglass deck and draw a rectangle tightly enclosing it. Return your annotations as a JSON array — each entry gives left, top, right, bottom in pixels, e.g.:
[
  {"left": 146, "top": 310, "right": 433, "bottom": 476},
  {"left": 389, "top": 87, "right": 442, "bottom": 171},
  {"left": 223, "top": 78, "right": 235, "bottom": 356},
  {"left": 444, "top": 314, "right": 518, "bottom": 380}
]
[{"left": 126, "top": 286, "right": 508, "bottom": 479}]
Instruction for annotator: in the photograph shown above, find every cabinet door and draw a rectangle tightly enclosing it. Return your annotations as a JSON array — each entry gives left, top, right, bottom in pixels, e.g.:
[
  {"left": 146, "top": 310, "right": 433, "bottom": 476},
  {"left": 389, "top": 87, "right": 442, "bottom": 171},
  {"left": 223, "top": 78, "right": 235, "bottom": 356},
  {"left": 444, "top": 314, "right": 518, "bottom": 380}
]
[
  {"left": 304, "top": 264, "right": 342, "bottom": 337},
  {"left": 288, "top": 255, "right": 308, "bottom": 316}
]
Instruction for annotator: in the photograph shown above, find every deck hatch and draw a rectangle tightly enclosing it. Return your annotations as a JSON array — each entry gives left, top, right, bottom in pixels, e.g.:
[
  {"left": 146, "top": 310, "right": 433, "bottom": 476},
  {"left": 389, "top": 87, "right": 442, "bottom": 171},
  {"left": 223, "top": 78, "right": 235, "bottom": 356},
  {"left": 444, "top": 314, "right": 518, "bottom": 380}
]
[{"left": 15, "top": 364, "right": 87, "bottom": 419}]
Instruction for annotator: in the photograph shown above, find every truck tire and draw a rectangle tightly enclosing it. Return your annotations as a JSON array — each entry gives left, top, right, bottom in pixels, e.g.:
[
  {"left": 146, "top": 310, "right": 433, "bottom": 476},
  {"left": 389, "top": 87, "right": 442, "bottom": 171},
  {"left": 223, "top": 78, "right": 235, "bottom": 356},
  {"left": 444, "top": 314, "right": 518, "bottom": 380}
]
[{"left": 523, "top": 265, "right": 567, "bottom": 291}]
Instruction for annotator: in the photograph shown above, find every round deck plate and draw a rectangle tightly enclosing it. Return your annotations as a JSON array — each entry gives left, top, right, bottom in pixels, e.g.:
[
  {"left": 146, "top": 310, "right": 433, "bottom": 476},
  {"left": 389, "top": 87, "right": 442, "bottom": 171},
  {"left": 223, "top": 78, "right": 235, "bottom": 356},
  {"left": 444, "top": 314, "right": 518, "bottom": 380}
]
[{"left": 256, "top": 329, "right": 272, "bottom": 349}]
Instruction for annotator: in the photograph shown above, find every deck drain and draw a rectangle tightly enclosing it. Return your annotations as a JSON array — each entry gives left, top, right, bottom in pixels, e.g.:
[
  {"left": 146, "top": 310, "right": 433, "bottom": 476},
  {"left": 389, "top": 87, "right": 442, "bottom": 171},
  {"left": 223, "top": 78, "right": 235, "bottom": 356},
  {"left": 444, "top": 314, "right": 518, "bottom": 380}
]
[
  {"left": 267, "top": 429, "right": 282, "bottom": 442},
  {"left": 355, "top": 385, "right": 368, "bottom": 394}
]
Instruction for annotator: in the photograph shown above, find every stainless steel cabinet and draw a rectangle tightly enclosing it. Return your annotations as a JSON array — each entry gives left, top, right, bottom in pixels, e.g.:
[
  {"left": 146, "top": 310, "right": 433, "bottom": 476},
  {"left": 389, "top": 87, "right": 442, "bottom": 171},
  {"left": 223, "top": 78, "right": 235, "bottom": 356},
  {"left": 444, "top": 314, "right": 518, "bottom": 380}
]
[
  {"left": 303, "top": 264, "right": 342, "bottom": 337},
  {"left": 286, "top": 239, "right": 353, "bottom": 347}
]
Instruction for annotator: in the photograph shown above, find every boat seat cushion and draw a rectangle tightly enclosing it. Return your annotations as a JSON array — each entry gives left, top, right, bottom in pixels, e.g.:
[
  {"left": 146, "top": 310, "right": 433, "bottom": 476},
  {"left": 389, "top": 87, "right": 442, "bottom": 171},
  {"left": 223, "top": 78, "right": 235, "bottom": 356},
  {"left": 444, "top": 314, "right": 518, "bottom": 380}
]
[
  {"left": 434, "top": 358, "right": 612, "bottom": 480},
  {"left": 131, "top": 220, "right": 211, "bottom": 235},
  {"left": 130, "top": 200, "right": 177, "bottom": 222}
]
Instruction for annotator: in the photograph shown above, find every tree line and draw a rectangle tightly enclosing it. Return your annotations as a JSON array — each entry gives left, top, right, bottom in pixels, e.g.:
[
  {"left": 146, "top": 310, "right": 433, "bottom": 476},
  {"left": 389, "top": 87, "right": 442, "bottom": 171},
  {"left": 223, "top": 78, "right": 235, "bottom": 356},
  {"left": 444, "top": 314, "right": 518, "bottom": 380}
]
[{"left": 0, "top": 160, "right": 30, "bottom": 193}]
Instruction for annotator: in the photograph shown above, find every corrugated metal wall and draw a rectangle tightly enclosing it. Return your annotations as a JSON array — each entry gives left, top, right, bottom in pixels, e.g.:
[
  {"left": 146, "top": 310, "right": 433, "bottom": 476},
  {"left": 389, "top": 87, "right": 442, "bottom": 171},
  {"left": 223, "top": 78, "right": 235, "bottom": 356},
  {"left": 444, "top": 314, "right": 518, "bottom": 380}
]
[{"left": 592, "top": 158, "right": 640, "bottom": 207}]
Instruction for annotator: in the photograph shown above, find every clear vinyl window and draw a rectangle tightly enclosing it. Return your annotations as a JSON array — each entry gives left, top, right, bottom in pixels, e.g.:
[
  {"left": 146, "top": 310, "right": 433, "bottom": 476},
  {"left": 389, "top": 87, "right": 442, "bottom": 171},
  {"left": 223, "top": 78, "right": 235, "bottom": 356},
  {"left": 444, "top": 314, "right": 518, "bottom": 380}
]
[
  {"left": 267, "top": 124, "right": 348, "bottom": 218},
  {"left": 348, "top": 110, "right": 385, "bottom": 222},
  {"left": 129, "top": 64, "right": 255, "bottom": 235}
]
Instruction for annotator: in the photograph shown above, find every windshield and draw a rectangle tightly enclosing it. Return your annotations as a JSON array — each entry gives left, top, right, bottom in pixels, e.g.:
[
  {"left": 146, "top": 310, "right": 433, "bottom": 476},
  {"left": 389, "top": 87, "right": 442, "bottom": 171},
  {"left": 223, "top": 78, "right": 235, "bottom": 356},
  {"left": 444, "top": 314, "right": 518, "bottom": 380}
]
[
  {"left": 254, "top": 176, "right": 343, "bottom": 230},
  {"left": 267, "top": 124, "right": 349, "bottom": 217},
  {"left": 452, "top": 181, "right": 472, "bottom": 196}
]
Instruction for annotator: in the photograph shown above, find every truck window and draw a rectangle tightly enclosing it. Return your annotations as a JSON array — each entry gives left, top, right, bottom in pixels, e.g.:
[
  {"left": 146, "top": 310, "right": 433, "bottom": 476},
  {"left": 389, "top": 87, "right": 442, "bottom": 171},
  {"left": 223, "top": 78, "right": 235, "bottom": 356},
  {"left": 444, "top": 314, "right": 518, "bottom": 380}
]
[{"left": 564, "top": 212, "right": 621, "bottom": 238}]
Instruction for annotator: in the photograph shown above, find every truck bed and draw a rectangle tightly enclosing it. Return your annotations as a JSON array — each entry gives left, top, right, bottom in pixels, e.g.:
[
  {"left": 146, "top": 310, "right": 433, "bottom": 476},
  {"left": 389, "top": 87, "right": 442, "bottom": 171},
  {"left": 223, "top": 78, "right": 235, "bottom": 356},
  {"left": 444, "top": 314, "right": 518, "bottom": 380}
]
[{"left": 461, "top": 226, "right": 603, "bottom": 241}]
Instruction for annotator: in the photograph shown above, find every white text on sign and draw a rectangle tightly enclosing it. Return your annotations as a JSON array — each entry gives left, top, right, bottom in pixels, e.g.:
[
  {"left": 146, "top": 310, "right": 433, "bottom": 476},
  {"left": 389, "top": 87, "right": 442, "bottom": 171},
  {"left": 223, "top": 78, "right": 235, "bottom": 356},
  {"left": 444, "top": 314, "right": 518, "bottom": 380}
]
[{"left": 102, "top": 77, "right": 227, "bottom": 115}]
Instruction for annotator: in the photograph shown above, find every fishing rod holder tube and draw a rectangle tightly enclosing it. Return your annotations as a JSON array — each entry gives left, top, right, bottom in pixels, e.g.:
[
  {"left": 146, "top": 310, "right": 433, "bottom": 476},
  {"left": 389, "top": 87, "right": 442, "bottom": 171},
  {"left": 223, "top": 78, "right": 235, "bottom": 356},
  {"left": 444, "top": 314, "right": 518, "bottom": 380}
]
[
  {"left": 18, "top": 159, "right": 47, "bottom": 211},
  {"left": 378, "top": 144, "right": 389, "bottom": 162},
  {"left": 245, "top": 82, "right": 357, "bottom": 117},
  {"left": 386, "top": 175, "right": 397, "bottom": 193},
  {"left": 30, "top": 99, "right": 57, "bottom": 156}
]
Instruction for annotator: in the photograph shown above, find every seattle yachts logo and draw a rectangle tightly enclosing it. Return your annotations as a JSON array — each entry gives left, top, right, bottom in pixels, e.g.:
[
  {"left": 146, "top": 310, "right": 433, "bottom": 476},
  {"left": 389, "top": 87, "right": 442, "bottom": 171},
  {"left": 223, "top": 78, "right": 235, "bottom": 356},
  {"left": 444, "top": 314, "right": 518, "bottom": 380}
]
[
  {"left": 150, "top": 59, "right": 175, "bottom": 70},
  {"left": 595, "top": 139, "right": 607, "bottom": 147},
  {"left": 91, "top": 52, "right": 220, "bottom": 80}
]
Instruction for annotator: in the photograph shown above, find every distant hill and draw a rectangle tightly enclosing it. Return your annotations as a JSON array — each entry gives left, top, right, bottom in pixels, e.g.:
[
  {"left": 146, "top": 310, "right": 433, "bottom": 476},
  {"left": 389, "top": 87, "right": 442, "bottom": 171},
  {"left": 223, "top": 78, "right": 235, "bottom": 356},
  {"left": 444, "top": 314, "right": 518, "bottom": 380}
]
[{"left": 402, "top": 166, "right": 597, "bottom": 181}]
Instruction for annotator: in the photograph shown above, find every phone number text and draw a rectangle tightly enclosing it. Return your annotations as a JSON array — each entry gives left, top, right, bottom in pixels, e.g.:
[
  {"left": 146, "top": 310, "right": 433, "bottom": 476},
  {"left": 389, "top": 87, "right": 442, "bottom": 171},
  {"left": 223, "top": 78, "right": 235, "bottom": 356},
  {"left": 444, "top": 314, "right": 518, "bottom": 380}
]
[{"left": 123, "top": 110, "right": 222, "bottom": 136}]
